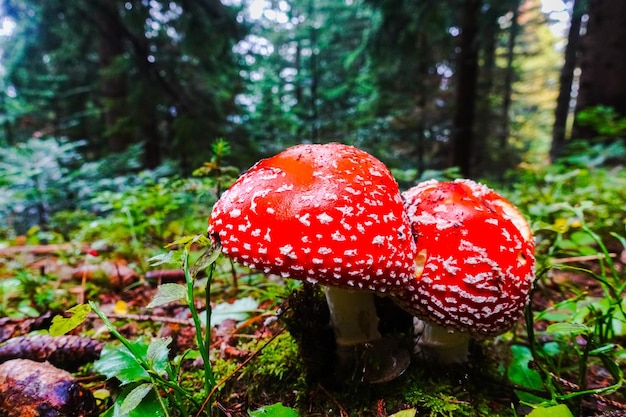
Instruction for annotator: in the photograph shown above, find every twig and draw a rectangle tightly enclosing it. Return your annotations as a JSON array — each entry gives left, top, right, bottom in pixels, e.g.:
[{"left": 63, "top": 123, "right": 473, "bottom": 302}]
[
  {"left": 87, "top": 312, "right": 196, "bottom": 326},
  {"left": 0, "top": 244, "right": 95, "bottom": 257},
  {"left": 550, "top": 372, "right": 626, "bottom": 411},
  {"left": 550, "top": 253, "right": 616, "bottom": 264},
  {"left": 209, "top": 312, "right": 275, "bottom": 349}
]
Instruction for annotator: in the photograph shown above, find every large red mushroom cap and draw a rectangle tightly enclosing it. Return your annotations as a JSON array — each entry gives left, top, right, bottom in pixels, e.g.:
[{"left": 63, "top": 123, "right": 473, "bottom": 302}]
[
  {"left": 400, "top": 179, "right": 535, "bottom": 337},
  {"left": 208, "top": 143, "right": 416, "bottom": 294}
]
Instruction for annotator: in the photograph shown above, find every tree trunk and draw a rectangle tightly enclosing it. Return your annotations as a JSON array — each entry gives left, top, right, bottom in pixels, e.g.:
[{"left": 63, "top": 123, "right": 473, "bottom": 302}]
[
  {"left": 500, "top": 1, "right": 521, "bottom": 149},
  {"left": 94, "top": 0, "right": 132, "bottom": 153},
  {"left": 142, "top": 105, "right": 161, "bottom": 169},
  {"left": 474, "top": 1, "right": 512, "bottom": 175},
  {"left": 550, "top": 0, "right": 585, "bottom": 161},
  {"left": 573, "top": 0, "right": 626, "bottom": 139},
  {"left": 450, "top": 0, "right": 481, "bottom": 177},
  {"left": 308, "top": 0, "right": 320, "bottom": 142}
]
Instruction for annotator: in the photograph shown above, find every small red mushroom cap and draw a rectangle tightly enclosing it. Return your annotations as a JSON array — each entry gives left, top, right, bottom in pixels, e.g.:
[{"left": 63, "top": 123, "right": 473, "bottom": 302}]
[
  {"left": 399, "top": 179, "right": 535, "bottom": 337},
  {"left": 208, "top": 143, "right": 416, "bottom": 294}
]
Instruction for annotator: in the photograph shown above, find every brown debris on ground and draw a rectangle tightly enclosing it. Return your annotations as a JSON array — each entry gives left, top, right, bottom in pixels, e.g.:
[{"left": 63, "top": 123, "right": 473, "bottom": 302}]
[{"left": 0, "top": 359, "right": 97, "bottom": 417}]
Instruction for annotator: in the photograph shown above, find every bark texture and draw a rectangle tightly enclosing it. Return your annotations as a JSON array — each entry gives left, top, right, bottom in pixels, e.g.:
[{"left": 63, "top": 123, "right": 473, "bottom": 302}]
[{"left": 573, "top": 0, "right": 626, "bottom": 139}]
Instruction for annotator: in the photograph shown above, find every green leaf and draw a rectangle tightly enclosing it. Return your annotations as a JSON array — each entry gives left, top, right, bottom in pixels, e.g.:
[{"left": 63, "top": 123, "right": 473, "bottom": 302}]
[
  {"left": 527, "top": 404, "right": 573, "bottom": 417},
  {"left": 0, "top": 278, "right": 22, "bottom": 299},
  {"left": 541, "top": 341, "right": 562, "bottom": 357},
  {"left": 507, "top": 345, "right": 544, "bottom": 404},
  {"left": 190, "top": 243, "right": 222, "bottom": 277},
  {"left": 146, "top": 283, "right": 188, "bottom": 308},
  {"left": 545, "top": 322, "right": 589, "bottom": 336},
  {"left": 249, "top": 402, "right": 299, "bottom": 417},
  {"left": 118, "top": 383, "right": 154, "bottom": 416},
  {"left": 146, "top": 337, "right": 171, "bottom": 376},
  {"left": 598, "top": 351, "right": 624, "bottom": 383},
  {"left": 388, "top": 409, "right": 417, "bottom": 417},
  {"left": 569, "top": 230, "right": 597, "bottom": 247},
  {"left": 147, "top": 252, "right": 176, "bottom": 267},
  {"left": 610, "top": 232, "right": 626, "bottom": 250},
  {"left": 49, "top": 304, "right": 92, "bottom": 336},
  {"left": 166, "top": 234, "right": 211, "bottom": 250},
  {"left": 94, "top": 341, "right": 149, "bottom": 384},
  {"left": 208, "top": 296, "right": 259, "bottom": 327},
  {"left": 110, "top": 384, "right": 166, "bottom": 417}
]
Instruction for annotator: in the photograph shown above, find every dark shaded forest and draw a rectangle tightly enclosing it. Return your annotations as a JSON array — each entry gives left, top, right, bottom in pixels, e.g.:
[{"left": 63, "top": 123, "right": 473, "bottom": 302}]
[{"left": 1, "top": 0, "right": 623, "bottom": 178}]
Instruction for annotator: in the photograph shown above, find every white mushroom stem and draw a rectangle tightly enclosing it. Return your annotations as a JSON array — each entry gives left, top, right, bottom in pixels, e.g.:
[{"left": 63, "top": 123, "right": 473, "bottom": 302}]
[
  {"left": 324, "top": 287, "right": 381, "bottom": 346},
  {"left": 413, "top": 317, "right": 471, "bottom": 364}
]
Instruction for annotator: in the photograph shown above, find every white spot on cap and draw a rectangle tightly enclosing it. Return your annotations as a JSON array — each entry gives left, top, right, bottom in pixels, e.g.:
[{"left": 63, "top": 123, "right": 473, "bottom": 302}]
[
  {"left": 335, "top": 206, "right": 354, "bottom": 216},
  {"left": 442, "top": 257, "right": 460, "bottom": 275},
  {"left": 317, "top": 213, "right": 333, "bottom": 224},
  {"left": 463, "top": 273, "right": 489, "bottom": 285},
  {"left": 318, "top": 247, "right": 332, "bottom": 255},
  {"left": 230, "top": 209, "right": 241, "bottom": 218},
  {"left": 383, "top": 212, "right": 397, "bottom": 223},
  {"left": 279, "top": 245, "right": 294, "bottom": 255},
  {"left": 372, "top": 235, "right": 385, "bottom": 245},
  {"left": 298, "top": 213, "right": 311, "bottom": 226}
]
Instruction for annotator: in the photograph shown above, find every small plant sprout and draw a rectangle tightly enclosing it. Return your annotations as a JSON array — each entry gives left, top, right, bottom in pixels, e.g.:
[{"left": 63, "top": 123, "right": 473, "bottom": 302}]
[
  {"left": 208, "top": 143, "right": 416, "bottom": 382},
  {"left": 91, "top": 234, "right": 221, "bottom": 416},
  {"left": 399, "top": 179, "right": 536, "bottom": 363}
]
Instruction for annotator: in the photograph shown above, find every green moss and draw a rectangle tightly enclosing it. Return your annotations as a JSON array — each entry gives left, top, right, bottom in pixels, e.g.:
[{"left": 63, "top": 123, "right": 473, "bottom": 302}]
[
  {"left": 401, "top": 363, "right": 515, "bottom": 417},
  {"left": 245, "top": 332, "right": 302, "bottom": 381}
]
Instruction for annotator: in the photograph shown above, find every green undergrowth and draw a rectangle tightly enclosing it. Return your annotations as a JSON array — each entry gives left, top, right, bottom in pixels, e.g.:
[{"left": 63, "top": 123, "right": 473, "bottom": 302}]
[{"left": 2, "top": 139, "right": 626, "bottom": 415}]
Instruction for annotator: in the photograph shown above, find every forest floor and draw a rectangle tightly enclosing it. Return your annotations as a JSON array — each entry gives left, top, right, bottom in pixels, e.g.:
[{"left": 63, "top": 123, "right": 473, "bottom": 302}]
[{"left": 1, "top": 244, "right": 626, "bottom": 416}]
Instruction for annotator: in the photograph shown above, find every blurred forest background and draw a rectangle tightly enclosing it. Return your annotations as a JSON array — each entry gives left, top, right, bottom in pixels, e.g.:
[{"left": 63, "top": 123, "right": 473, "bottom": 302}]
[{"left": 0, "top": 0, "right": 625, "bottom": 237}]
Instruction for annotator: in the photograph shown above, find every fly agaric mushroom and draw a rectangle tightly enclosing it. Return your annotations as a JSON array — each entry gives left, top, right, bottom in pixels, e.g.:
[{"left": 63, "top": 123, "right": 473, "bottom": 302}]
[
  {"left": 208, "top": 143, "right": 415, "bottom": 381},
  {"left": 398, "top": 179, "right": 535, "bottom": 363}
]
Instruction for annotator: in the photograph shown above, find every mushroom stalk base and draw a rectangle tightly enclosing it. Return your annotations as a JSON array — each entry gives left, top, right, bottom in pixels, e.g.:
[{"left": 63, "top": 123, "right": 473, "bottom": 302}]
[
  {"left": 413, "top": 318, "right": 471, "bottom": 364},
  {"left": 324, "top": 287, "right": 410, "bottom": 383},
  {"left": 324, "top": 287, "right": 381, "bottom": 346}
]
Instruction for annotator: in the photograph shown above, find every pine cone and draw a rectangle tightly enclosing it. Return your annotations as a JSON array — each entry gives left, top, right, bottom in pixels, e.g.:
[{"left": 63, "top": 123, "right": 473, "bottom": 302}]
[
  {"left": 0, "top": 335, "right": 103, "bottom": 371},
  {"left": 0, "top": 312, "right": 54, "bottom": 343}
]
